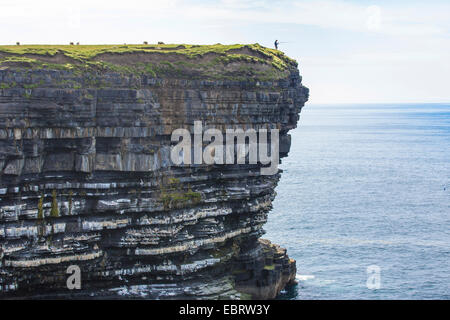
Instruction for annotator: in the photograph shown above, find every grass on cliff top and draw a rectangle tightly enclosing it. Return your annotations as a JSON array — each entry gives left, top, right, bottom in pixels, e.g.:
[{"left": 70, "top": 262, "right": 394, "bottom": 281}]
[{"left": 0, "top": 43, "right": 297, "bottom": 80}]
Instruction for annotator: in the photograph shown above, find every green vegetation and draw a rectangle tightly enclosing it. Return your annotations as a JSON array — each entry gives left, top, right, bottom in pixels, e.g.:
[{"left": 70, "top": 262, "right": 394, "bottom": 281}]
[
  {"left": 161, "top": 188, "right": 202, "bottom": 209},
  {"left": 37, "top": 193, "right": 44, "bottom": 219},
  {"left": 239, "top": 293, "right": 252, "bottom": 300},
  {"left": 23, "top": 83, "right": 39, "bottom": 89},
  {"left": 160, "top": 177, "right": 201, "bottom": 209},
  {"left": 50, "top": 189, "right": 59, "bottom": 217},
  {"left": 0, "top": 43, "right": 294, "bottom": 65},
  {"left": 167, "top": 177, "right": 181, "bottom": 185},
  {"left": 263, "top": 264, "right": 275, "bottom": 271},
  {"left": 0, "top": 43, "right": 297, "bottom": 81},
  {"left": 56, "top": 79, "right": 82, "bottom": 89},
  {"left": 0, "top": 55, "right": 37, "bottom": 65}
]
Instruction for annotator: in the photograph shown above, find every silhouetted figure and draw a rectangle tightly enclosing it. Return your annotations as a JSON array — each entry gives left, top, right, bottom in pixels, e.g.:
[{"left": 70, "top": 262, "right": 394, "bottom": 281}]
[{"left": 274, "top": 40, "right": 279, "bottom": 50}]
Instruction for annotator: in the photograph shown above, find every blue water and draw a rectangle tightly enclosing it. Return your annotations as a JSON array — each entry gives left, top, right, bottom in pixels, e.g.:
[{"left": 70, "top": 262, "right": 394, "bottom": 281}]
[{"left": 265, "top": 103, "right": 450, "bottom": 299}]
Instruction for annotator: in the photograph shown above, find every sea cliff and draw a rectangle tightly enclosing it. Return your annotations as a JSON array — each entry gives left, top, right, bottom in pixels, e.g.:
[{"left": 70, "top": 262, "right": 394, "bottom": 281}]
[{"left": 0, "top": 44, "right": 308, "bottom": 299}]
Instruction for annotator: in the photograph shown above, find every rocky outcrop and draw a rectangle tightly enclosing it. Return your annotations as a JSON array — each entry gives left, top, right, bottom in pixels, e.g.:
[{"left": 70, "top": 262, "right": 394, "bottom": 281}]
[
  {"left": 234, "top": 239, "right": 297, "bottom": 300},
  {"left": 0, "top": 44, "right": 308, "bottom": 299}
]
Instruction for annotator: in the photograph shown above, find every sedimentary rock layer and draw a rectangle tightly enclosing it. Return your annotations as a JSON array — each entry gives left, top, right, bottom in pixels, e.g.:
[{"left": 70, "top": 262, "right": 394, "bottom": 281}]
[{"left": 0, "top": 45, "right": 308, "bottom": 299}]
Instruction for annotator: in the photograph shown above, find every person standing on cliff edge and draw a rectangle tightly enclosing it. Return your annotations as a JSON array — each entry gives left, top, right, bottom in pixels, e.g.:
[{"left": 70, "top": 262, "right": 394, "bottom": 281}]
[{"left": 274, "top": 40, "right": 279, "bottom": 50}]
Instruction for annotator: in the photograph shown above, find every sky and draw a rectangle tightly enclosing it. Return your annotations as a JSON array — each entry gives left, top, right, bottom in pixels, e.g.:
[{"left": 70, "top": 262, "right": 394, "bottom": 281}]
[{"left": 1, "top": 0, "right": 449, "bottom": 104}]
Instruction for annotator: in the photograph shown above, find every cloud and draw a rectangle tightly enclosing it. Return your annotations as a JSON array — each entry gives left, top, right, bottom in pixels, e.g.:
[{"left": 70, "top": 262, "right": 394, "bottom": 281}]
[
  {"left": 366, "top": 5, "right": 381, "bottom": 31},
  {"left": 1, "top": 0, "right": 448, "bottom": 37},
  {"left": 191, "top": 0, "right": 448, "bottom": 37}
]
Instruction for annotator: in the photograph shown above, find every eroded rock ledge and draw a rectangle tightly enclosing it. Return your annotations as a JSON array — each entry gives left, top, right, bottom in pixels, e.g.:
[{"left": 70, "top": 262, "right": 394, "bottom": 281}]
[{"left": 0, "top": 44, "right": 308, "bottom": 299}]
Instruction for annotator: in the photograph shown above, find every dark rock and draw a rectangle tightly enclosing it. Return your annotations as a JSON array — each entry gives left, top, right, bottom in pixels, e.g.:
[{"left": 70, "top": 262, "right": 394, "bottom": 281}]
[{"left": 0, "top": 64, "right": 308, "bottom": 299}]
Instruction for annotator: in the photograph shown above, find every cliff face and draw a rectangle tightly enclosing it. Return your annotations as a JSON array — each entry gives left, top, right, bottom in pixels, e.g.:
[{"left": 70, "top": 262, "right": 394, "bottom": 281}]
[{"left": 0, "top": 44, "right": 308, "bottom": 299}]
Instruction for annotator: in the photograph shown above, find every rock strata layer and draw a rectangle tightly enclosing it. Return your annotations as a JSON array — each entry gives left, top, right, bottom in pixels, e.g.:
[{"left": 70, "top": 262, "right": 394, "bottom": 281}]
[{"left": 0, "top": 46, "right": 308, "bottom": 299}]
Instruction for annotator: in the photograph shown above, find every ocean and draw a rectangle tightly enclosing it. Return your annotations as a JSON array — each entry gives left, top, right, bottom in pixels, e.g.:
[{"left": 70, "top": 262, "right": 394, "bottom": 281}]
[{"left": 264, "top": 103, "right": 450, "bottom": 299}]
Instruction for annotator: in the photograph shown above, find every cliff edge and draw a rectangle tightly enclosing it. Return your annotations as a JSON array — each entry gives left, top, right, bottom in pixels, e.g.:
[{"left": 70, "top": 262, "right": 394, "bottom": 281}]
[{"left": 0, "top": 44, "right": 309, "bottom": 299}]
